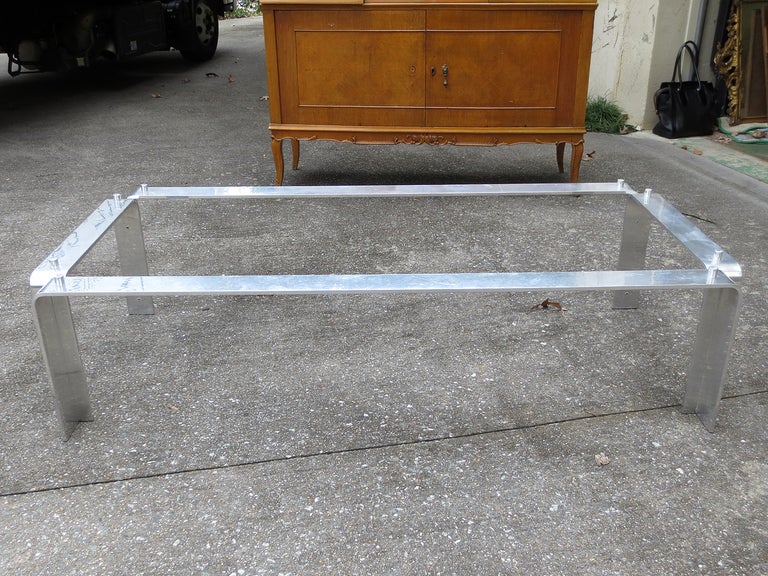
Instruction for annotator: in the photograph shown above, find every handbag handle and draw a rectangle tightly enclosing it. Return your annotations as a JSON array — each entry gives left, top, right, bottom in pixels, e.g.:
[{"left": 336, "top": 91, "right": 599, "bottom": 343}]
[{"left": 672, "top": 41, "right": 703, "bottom": 90}]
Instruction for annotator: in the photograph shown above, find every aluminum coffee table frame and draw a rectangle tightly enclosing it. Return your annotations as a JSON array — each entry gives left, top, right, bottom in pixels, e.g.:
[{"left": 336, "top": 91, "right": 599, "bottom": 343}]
[{"left": 30, "top": 181, "right": 742, "bottom": 440}]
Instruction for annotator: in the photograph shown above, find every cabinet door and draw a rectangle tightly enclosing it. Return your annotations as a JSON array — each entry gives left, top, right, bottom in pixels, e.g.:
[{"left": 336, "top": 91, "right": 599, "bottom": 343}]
[
  {"left": 275, "top": 10, "right": 426, "bottom": 126},
  {"left": 425, "top": 10, "right": 590, "bottom": 128}
]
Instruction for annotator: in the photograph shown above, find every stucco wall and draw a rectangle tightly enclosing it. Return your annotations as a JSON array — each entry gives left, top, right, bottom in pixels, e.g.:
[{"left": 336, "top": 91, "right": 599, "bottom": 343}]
[{"left": 589, "top": 0, "right": 720, "bottom": 128}]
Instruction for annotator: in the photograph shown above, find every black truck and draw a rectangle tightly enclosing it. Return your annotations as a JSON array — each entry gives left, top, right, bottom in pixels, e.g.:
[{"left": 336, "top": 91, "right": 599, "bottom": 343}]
[{"left": 0, "top": 0, "right": 234, "bottom": 76}]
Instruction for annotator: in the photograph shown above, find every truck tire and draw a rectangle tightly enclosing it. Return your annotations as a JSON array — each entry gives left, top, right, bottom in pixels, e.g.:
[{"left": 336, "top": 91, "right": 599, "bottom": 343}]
[{"left": 179, "top": 0, "right": 219, "bottom": 62}]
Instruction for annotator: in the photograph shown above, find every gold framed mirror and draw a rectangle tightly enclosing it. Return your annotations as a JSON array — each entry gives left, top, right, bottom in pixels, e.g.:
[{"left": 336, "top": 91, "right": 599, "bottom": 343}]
[{"left": 715, "top": 0, "right": 768, "bottom": 124}]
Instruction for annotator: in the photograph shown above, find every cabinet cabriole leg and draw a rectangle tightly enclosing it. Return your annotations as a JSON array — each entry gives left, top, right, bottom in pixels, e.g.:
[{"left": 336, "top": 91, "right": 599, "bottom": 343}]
[
  {"left": 271, "top": 138, "right": 285, "bottom": 186},
  {"left": 556, "top": 142, "right": 565, "bottom": 173},
  {"left": 569, "top": 141, "right": 584, "bottom": 183},
  {"left": 290, "top": 138, "right": 300, "bottom": 170}
]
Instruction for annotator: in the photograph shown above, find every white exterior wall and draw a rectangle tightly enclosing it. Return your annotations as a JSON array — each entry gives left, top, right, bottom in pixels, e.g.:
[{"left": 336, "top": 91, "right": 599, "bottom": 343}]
[{"left": 589, "top": 0, "right": 720, "bottom": 128}]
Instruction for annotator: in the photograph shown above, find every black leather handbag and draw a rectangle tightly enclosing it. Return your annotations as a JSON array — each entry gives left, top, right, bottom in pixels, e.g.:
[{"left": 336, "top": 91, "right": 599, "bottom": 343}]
[{"left": 653, "top": 41, "right": 719, "bottom": 139}]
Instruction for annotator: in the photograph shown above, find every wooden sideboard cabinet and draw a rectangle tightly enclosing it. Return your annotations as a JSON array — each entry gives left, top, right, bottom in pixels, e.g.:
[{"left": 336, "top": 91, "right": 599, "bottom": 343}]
[{"left": 262, "top": 0, "right": 597, "bottom": 184}]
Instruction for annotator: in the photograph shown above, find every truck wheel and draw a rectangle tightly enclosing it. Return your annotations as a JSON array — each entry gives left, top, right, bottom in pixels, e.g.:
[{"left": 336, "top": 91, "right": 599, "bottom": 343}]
[{"left": 179, "top": 0, "right": 219, "bottom": 62}]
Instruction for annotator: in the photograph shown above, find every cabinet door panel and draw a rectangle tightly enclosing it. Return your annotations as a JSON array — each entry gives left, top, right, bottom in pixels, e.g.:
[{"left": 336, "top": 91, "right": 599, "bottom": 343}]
[
  {"left": 426, "top": 10, "right": 585, "bottom": 127},
  {"left": 276, "top": 10, "right": 426, "bottom": 126}
]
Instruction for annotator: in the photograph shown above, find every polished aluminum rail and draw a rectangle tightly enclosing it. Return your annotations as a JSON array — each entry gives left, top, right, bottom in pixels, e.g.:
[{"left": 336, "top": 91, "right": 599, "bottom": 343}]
[{"left": 30, "top": 181, "right": 742, "bottom": 439}]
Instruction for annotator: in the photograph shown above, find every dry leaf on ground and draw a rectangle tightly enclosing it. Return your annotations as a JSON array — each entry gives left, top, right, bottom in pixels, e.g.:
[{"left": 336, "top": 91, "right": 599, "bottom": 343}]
[{"left": 595, "top": 452, "right": 610, "bottom": 466}]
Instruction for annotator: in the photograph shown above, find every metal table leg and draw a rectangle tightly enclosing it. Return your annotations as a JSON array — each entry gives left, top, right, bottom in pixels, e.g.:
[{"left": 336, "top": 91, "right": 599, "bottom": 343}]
[
  {"left": 114, "top": 199, "right": 155, "bottom": 315},
  {"left": 33, "top": 293, "right": 92, "bottom": 440},
  {"left": 682, "top": 280, "right": 742, "bottom": 431},
  {"left": 613, "top": 193, "right": 652, "bottom": 309}
]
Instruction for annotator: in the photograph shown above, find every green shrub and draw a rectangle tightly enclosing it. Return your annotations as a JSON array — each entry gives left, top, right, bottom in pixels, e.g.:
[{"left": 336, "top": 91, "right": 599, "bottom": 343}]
[
  {"left": 226, "top": 0, "right": 260, "bottom": 17},
  {"left": 585, "top": 96, "right": 628, "bottom": 134}
]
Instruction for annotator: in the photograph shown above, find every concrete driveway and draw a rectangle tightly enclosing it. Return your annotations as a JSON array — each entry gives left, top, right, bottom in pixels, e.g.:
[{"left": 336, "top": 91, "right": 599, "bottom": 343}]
[{"left": 1, "top": 17, "right": 767, "bottom": 575}]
